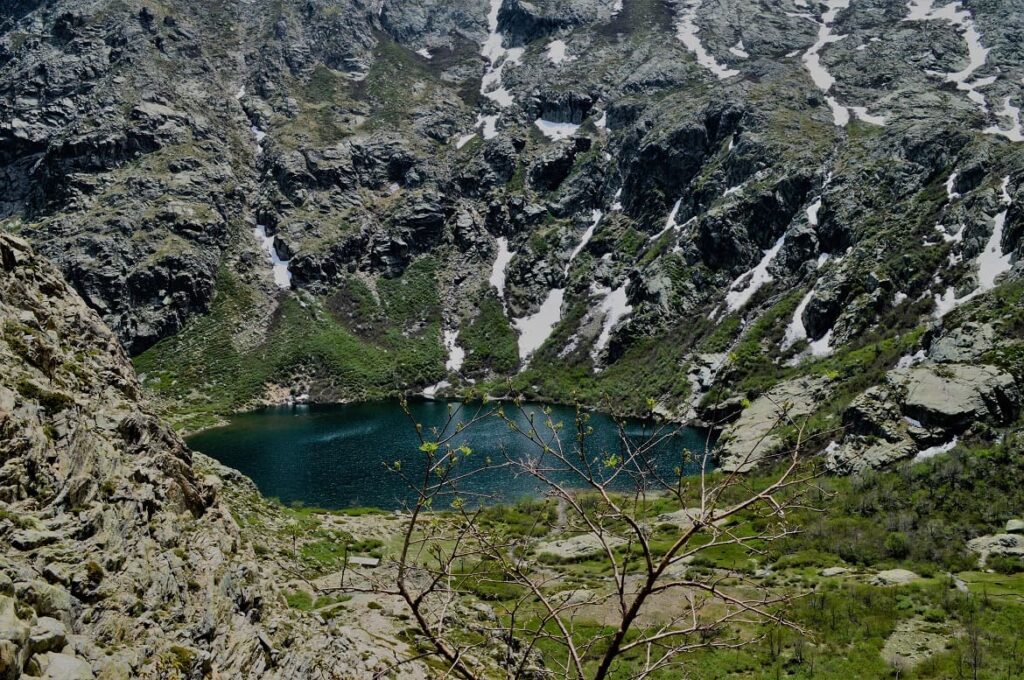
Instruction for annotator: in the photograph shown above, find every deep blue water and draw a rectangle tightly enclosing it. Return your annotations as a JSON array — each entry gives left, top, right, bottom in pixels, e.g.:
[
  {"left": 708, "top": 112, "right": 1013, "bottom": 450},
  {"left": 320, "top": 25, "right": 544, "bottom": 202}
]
[{"left": 187, "top": 400, "right": 714, "bottom": 510}]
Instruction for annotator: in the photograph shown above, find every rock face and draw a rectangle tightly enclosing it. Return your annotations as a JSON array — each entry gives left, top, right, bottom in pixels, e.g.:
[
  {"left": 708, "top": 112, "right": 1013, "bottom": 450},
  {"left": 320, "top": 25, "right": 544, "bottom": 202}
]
[
  {"left": 0, "top": 233, "right": 417, "bottom": 678},
  {"left": 827, "top": 363, "right": 1021, "bottom": 473},
  {"left": 0, "top": 0, "right": 1020, "bottom": 456}
]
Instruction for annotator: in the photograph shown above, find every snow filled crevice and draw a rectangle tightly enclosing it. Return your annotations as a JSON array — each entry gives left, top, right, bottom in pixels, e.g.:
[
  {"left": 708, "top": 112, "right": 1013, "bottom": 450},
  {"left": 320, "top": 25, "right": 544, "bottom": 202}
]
[
  {"left": 801, "top": 0, "right": 887, "bottom": 126},
  {"left": 443, "top": 328, "right": 466, "bottom": 372},
  {"left": 933, "top": 175, "right": 1014, "bottom": 317},
  {"left": 590, "top": 285, "right": 633, "bottom": 366},
  {"left": 254, "top": 225, "right": 292, "bottom": 289},
  {"left": 724, "top": 235, "right": 786, "bottom": 312},
  {"left": 453, "top": 0, "right": 523, "bottom": 146},
  {"left": 515, "top": 289, "right": 565, "bottom": 359},
  {"left": 513, "top": 211, "right": 607, "bottom": 361},
  {"left": 650, "top": 198, "right": 683, "bottom": 241},
  {"left": 490, "top": 236, "right": 515, "bottom": 300},
  {"left": 675, "top": 0, "right": 740, "bottom": 79},
  {"left": 782, "top": 289, "right": 834, "bottom": 357},
  {"left": 568, "top": 210, "right": 603, "bottom": 264},
  {"left": 904, "top": 0, "right": 997, "bottom": 121}
]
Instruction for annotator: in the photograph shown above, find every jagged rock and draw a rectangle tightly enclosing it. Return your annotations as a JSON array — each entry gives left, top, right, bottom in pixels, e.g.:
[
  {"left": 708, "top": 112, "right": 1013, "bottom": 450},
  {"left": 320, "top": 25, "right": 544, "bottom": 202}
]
[
  {"left": 10, "top": 531, "right": 61, "bottom": 552},
  {"left": 530, "top": 138, "right": 590, "bottom": 191}
]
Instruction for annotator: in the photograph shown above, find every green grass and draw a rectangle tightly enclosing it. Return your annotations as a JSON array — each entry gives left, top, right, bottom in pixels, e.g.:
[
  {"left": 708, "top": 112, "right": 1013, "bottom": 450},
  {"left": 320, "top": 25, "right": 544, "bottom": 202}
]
[{"left": 135, "top": 259, "right": 445, "bottom": 429}]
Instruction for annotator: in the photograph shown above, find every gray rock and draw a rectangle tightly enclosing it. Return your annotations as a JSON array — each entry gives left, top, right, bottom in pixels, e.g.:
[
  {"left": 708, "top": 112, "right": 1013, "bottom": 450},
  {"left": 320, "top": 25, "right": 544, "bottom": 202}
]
[
  {"left": 38, "top": 652, "right": 94, "bottom": 680},
  {"left": 1006, "top": 520, "right": 1024, "bottom": 534},
  {"left": 871, "top": 569, "right": 920, "bottom": 586},
  {"left": 928, "top": 323, "right": 996, "bottom": 363},
  {"left": 894, "top": 364, "right": 1020, "bottom": 430},
  {"left": 28, "top": 618, "right": 67, "bottom": 656},
  {"left": 10, "top": 531, "right": 61, "bottom": 551}
]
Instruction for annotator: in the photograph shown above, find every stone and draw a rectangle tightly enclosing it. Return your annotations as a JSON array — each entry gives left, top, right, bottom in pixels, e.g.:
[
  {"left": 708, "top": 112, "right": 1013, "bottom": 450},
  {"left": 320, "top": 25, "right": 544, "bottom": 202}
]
[
  {"left": 39, "top": 652, "right": 94, "bottom": 680},
  {"left": 893, "top": 364, "right": 1020, "bottom": 430},
  {"left": 0, "top": 595, "right": 29, "bottom": 679},
  {"left": 820, "top": 567, "right": 850, "bottom": 577},
  {"left": 871, "top": 569, "right": 920, "bottom": 586},
  {"left": 10, "top": 531, "right": 62, "bottom": 551},
  {"left": 29, "top": 618, "right": 67, "bottom": 656},
  {"left": 1006, "top": 520, "right": 1024, "bottom": 534},
  {"left": 535, "top": 534, "right": 627, "bottom": 560},
  {"left": 928, "top": 323, "right": 996, "bottom": 363}
]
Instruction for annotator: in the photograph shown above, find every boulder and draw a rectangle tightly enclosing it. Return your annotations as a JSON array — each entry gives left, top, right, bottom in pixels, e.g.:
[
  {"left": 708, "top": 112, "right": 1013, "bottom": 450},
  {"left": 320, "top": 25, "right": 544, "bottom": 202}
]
[
  {"left": 893, "top": 364, "right": 1019, "bottom": 430},
  {"left": 38, "top": 652, "right": 94, "bottom": 679},
  {"left": 28, "top": 618, "right": 66, "bottom": 656},
  {"left": 871, "top": 569, "right": 920, "bottom": 586},
  {"left": 535, "top": 533, "right": 626, "bottom": 560}
]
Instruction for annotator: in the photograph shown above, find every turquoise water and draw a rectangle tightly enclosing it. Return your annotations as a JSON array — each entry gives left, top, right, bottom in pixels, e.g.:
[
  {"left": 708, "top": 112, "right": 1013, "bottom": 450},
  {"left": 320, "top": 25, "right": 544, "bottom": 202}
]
[{"left": 187, "top": 400, "right": 714, "bottom": 510}]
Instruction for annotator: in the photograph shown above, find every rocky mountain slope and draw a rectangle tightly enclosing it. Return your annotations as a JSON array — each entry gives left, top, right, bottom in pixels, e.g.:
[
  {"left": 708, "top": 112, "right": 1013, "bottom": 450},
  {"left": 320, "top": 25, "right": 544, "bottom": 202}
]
[
  {"left": 0, "top": 232, "right": 424, "bottom": 678},
  {"left": 2, "top": 0, "right": 1023, "bottom": 456}
]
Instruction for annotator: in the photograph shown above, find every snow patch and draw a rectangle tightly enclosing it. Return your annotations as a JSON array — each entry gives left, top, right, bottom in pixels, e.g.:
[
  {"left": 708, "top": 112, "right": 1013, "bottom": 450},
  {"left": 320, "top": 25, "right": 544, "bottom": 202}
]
[
  {"left": 443, "top": 329, "right": 465, "bottom": 372},
  {"left": 422, "top": 380, "right": 451, "bottom": 399},
  {"left": 515, "top": 289, "right": 565, "bottom": 359},
  {"left": 904, "top": 0, "right": 993, "bottom": 118},
  {"left": 915, "top": 437, "right": 958, "bottom": 461},
  {"left": 490, "top": 237, "right": 515, "bottom": 299},
  {"left": 591, "top": 285, "right": 633, "bottom": 365},
  {"left": 416, "top": 48, "right": 433, "bottom": 60},
  {"left": 724, "top": 235, "right": 786, "bottom": 311},
  {"left": 782, "top": 290, "right": 814, "bottom": 349},
  {"left": 729, "top": 40, "right": 750, "bottom": 59},
  {"left": 534, "top": 119, "right": 580, "bottom": 141},
  {"left": 254, "top": 225, "right": 292, "bottom": 289},
  {"left": 850, "top": 106, "right": 887, "bottom": 125},
  {"left": 946, "top": 170, "right": 960, "bottom": 199},
  {"left": 984, "top": 97, "right": 1024, "bottom": 142},
  {"left": 568, "top": 210, "right": 603, "bottom": 264},
  {"left": 806, "top": 197, "right": 823, "bottom": 226},
  {"left": 933, "top": 176, "right": 1014, "bottom": 317},
  {"left": 675, "top": 0, "right": 740, "bottom": 79},
  {"left": 897, "top": 349, "right": 927, "bottom": 368},
  {"left": 546, "top": 39, "right": 575, "bottom": 65}
]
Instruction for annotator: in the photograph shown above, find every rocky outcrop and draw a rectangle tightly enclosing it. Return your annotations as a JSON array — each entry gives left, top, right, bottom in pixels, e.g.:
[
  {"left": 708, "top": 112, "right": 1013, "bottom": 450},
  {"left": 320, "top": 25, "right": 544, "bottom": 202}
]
[
  {"left": 0, "top": 233, "right": 418, "bottom": 678},
  {"left": 716, "top": 376, "right": 831, "bottom": 472},
  {"left": 827, "top": 363, "right": 1021, "bottom": 472}
]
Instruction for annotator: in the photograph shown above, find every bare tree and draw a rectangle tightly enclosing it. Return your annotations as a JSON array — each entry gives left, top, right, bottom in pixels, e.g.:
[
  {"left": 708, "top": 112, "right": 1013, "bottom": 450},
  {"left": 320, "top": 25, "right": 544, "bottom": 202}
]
[{"left": 338, "top": 393, "right": 827, "bottom": 679}]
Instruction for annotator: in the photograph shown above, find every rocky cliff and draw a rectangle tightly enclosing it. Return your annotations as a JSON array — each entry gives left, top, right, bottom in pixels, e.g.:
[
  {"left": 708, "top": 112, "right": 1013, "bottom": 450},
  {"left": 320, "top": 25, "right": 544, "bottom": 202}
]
[
  {"left": 0, "top": 232, "right": 420, "bottom": 679},
  {"left": 2, "top": 0, "right": 1023, "bottom": 461}
]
